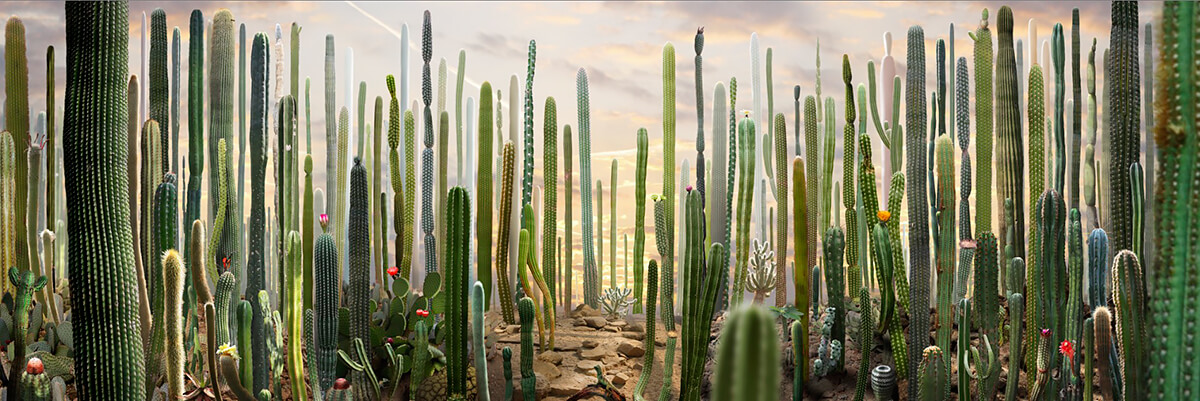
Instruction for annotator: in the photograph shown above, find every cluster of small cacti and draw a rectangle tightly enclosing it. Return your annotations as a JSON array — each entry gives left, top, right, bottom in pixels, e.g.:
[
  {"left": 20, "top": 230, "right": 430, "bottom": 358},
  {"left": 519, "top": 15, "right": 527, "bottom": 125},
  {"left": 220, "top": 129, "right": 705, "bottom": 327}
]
[{"left": 9, "top": 2, "right": 1190, "bottom": 400}]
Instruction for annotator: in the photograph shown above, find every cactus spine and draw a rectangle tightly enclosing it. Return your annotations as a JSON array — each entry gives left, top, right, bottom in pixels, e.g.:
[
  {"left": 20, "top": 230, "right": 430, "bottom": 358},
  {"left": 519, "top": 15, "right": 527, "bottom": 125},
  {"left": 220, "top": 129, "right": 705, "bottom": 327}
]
[
  {"left": 578, "top": 68, "right": 598, "bottom": 309},
  {"left": 1063, "top": 210, "right": 1084, "bottom": 394},
  {"left": 712, "top": 304, "right": 780, "bottom": 401},
  {"left": 63, "top": 2, "right": 145, "bottom": 397},
  {"left": 496, "top": 142, "right": 517, "bottom": 323}
]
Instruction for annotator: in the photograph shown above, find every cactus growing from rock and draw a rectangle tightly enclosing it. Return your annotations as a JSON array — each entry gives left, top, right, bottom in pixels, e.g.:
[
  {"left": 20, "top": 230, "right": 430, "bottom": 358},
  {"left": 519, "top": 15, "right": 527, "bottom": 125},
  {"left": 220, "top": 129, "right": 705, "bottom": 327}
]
[
  {"left": 63, "top": 2, "right": 146, "bottom": 397},
  {"left": 712, "top": 304, "right": 780, "bottom": 401}
]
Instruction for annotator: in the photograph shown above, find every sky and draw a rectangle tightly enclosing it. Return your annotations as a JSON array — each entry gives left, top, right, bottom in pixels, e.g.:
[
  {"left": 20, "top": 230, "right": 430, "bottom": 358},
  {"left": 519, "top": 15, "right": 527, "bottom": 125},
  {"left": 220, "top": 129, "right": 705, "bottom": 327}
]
[{"left": 2, "top": 1, "right": 1165, "bottom": 304}]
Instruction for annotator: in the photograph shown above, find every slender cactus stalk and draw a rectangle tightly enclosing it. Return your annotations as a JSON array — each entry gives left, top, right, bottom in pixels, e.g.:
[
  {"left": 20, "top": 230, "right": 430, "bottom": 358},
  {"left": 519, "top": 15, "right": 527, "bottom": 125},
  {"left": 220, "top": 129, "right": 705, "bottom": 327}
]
[
  {"left": 578, "top": 68, "right": 599, "bottom": 308},
  {"left": 904, "top": 25, "right": 929, "bottom": 398}
]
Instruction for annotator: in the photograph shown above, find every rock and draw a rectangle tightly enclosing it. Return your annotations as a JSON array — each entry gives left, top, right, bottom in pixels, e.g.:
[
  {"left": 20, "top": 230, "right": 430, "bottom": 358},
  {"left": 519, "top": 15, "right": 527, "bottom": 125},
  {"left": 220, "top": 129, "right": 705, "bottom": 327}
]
[
  {"left": 583, "top": 316, "right": 608, "bottom": 329},
  {"left": 613, "top": 372, "right": 630, "bottom": 386},
  {"left": 621, "top": 331, "right": 645, "bottom": 341},
  {"left": 536, "top": 351, "right": 564, "bottom": 364},
  {"left": 554, "top": 337, "right": 584, "bottom": 351},
  {"left": 550, "top": 373, "right": 594, "bottom": 396},
  {"left": 601, "top": 355, "right": 624, "bottom": 367},
  {"left": 533, "top": 359, "right": 562, "bottom": 380},
  {"left": 576, "top": 359, "right": 602, "bottom": 373},
  {"left": 610, "top": 319, "right": 628, "bottom": 328},
  {"left": 582, "top": 339, "right": 600, "bottom": 348},
  {"left": 581, "top": 342, "right": 619, "bottom": 360},
  {"left": 617, "top": 341, "right": 645, "bottom": 357},
  {"left": 572, "top": 304, "right": 602, "bottom": 318},
  {"left": 626, "top": 321, "right": 645, "bottom": 333}
]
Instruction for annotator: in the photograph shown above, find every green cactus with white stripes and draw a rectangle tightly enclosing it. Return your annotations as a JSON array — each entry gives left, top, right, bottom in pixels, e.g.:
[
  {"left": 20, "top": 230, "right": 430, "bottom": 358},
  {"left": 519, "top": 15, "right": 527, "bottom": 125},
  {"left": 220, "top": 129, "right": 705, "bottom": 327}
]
[{"left": 62, "top": 3, "right": 145, "bottom": 397}]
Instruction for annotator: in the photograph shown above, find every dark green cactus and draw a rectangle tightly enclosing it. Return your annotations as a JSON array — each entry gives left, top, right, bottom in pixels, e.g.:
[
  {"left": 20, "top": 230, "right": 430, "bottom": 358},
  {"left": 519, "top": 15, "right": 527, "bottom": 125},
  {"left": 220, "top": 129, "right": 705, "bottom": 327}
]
[
  {"left": 1112, "top": 250, "right": 1146, "bottom": 400},
  {"left": 712, "top": 304, "right": 780, "bottom": 401},
  {"left": 215, "top": 271, "right": 236, "bottom": 346},
  {"left": 495, "top": 142, "right": 516, "bottom": 324},
  {"left": 502, "top": 347, "right": 513, "bottom": 401},
  {"left": 634, "top": 259, "right": 658, "bottom": 401},
  {"left": 245, "top": 31, "right": 270, "bottom": 393},
  {"left": 445, "top": 187, "right": 470, "bottom": 397},
  {"left": 209, "top": 11, "right": 239, "bottom": 289},
  {"left": 543, "top": 97, "right": 557, "bottom": 304},
  {"left": 563, "top": 125, "right": 573, "bottom": 312},
  {"left": 854, "top": 288, "right": 874, "bottom": 401},
  {"left": 680, "top": 191, "right": 725, "bottom": 401},
  {"left": 63, "top": 2, "right": 145, "bottom": 397},
  {"left": 420, "top": 11, "right": 436, "bottom": 275},
  {"left": 653, "top": 194, "right": 677, "bottom": 401},
  {"left": 522, "top": 41, "right": 536, "bottom": 220},
  {"left": 917, "top": 346, "right": 947, "bottom": 401},
  {"left": 236, "top": 299, "right": 252, "bottom": 389},
  {"left": 1108, "top": 1, "right": 1140, "bottom": 254},
  {"left": 823, "top": 227, "right": 845, "bottom": 370},
  {"left": 518, "top": 297, "right": 536, "bottom": 401},
  {"left": 472, "top": 282, "right": 490, "bottom": 401},
  {"left": 314, "top": 232, "right": 338, "bottom": 393},
  {"left": 149, "top": 8, "right": 168, "bottom": 171},
  {"left": 1148, "top": 4, "right": 1199, "bottom": 399},
  {"left": 997, "top": 7, "right": 1026, "bottom": 280},
  {"left": 1027, "top": 62, "right": 1045, "bottom": 336},
  {"left": 695, "top": 28, "right": 707, "bottom": 217},
  {"left": 974, "top": 232, "right": 999, "bottom": 339},
  {"left": 6, "top": 15, "right": 30, "bottom": 281},
  {"left": 904, "top": 24, "right": 929, "bottom": 399},
  {"left": 841, "top": 55, "right": 859, "bottom": 303},
  {"left": 1063, "top": 210, "right": 1084, "bottom": 394},
  {"left": 1036, "top": 189, "right": 1066, "bottom": 395},
  {"left": 970, "top": 9, "right": 993, "bottom": 236},
  {"left": 347, "top": 157, "right": 371, "bottom": 395},
  {"left": 185, "top": 9, "right": 205, "bottom": 284},
  {"left": 1053, "top": 23, "right": 1066, "bottom": 194},
  {"left": 1005, "top": 293, "right": 1025, "bottom": 401}
]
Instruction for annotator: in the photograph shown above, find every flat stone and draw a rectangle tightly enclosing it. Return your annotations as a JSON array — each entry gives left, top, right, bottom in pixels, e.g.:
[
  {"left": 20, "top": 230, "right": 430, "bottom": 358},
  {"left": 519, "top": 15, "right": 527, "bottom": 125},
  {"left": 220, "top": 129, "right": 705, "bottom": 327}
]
[
  {"left": 583, "top": 316, "right": 608, "bottom": 328},
  {"left": 613, "top": 372, "right": 631, "bottom": 386},
  {"left": 621, "top": 331, "right": 645, "bottom": 341},
  {"left": 572, "top": 304, "right": 602, "bottom": 318},
  {"left": 576, "top": 359, "right": 602, "bottom": 373},
  {"left": 533, "top": 359, "right": 562, "bottom": 380},
  {"left": 617, "top": 341, "right": 645, "bottom": 357},
  {"left": 582, "top": 339, "right": 600, "bottom": 348},
  {"left": 550, "top": 373, "right": 594, "bottom": 396},
  {"left": 602, "top": 325, "right": 620, "bottom": 332},
  {"left": 536, "top": 350, "right": 565, "bottom": 364},
  {"left": 601, "top": 355, "right": 624, "bottom": 367},
  {"left": 626, "top": 321, "right": 645, "bottom": 333},
  {"left": 581, "top": 342, "right": 619, "bottom": 360},
  {"left": 610, "top": 319, "right": 628, "bottom": 327}
]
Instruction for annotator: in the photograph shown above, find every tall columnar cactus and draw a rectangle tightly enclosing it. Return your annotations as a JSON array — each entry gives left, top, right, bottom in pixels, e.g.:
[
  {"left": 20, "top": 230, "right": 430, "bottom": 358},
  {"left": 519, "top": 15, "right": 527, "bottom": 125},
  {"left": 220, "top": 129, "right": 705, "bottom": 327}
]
[
  {"left": 634, "top": 259, "right": 658, "bottom": 401},
  {"left": 517, "top": 297, "right": 536, "bottom": 401},
  {"left": 521, "top": 41, "right": 537, "bottom": 220},
  {"left": 324, "top": 34, "right": 337, "bottom": 247},
  {"left": 215, "top": 271, "right": 237, "bottom": 350},
  {"left": 209, "top": 11, "right": 238, "bottom": 282},
  {"left": 149, "top": 8, "right": 168, "bottom": 172},
  {"left": 578, "top": 68, "right": 598, "bottom": 309},
  {"left": 346, "top": 158, "right": 371, "bottom": 396},
  {"left": 1005, "top": 293, "right": 1025, "bottom": 401},
  {"left": 162, "top": 250, "right": 184, "bottom": 400},
  {"left": 63, "top": 2, "right": 145, "bottom": 398},
  {"left": 933, "top": 135, "right": 956, "bottom": 367},
  {"left": 611, "top": 161, "right": 618, "bottom": 290},
  {"left": 724, "top": 77, "right": 737, "bottom": 308},
  {"left": 793, "top": 157, "right": 810, "bottom": 381},
  {"left": 1094, "top": 306, "right": 1117, "bottom": 400},
  {"left": 917, "top": 346, "right": 948, "bottom": 401},
  {"left": 246, "top": 32, "right": 270, "bottom": 393},
  {"left": 563, "top": 125, "right": 573, "bottom": 311},
  {"left": 969, "top": 9, "right": 993, "bottom": 236},
  {"left": 443, "top": 187, "right": 470, "bottom": 397},
  {"left": 1035, "top": 189, "right": 1066, "bottom": 396},
  {"left": 695, "top": 27, "right": 706, "bottom": 208},
  {"left": 236, "top": 300, "right": 252, "bottom": 388},
  {"left": 712, "top": 304, "right": 780, "bottom": 401},
  {"left": 771, "top": 112, "right": 789, "bottom": 307},
  {"left": 475, "top": 82, "right": 494, "bottom": 309},
  {"left": 543, "top": 97, "right": 557, "bottom": 302},
  {"left": 314, "top": 232, "right": 338, "bottom": 393},
  {"left": 185, "top": 9, "right": 205, "bottom": 286},
  {"left": 661, "top": 43, "right": 677, "bottom": 310},
  {"left": 903, "top": 24, "right": 929, "bottom": 398},
  {"left": 680, "top": 191, "right": 725, "bottom": 401},
  {"left": 841, "top": 55, "right": 859, "bottom": 303},
  {"left": 633, "top": 128, "right": 649, "bottom": 312},
  {"left": 996, "top": 6, "right": 1025, "bottom": 271},
  {"left": 1063, "top": 210, "right": 1085, "bottom": 395},
  {"left": 6, "top": 16, "right": 30, "bottom": 280},
  {"left": 1028, "top": 61, "right": 1045, "bottom": 321},
  {"left": 1111, "top": 249, "right": 1146, "bottom": 400},
  {"left": 471, "top": 282, "right": 491, "bottom": 401},
  {"left": 732, "top": 114, "right": 756, "bottom": 305},
  {"left": 495, "top": 142, "right": 517, "bottom": 323},
  {"left": 1148, "top": 4, "right": 1199, "bottom": 399},
  {"left": 823, "top": 227, "right": 845, "bottom": 369},
  {"left": 652, "top": 195, "right": 677, "bottom": 401},
  {"left": 420, "top": 10, "right": 436, "bottom": 275},
  {"left": 1108, "top": 1, "right": 1140, "bottom": 254},
  {"left": 853, "top": 287, "right": 874, "bottom": 401},
  {"left": 1052, "top": 23, "right": 1066, "bottom": 194}
]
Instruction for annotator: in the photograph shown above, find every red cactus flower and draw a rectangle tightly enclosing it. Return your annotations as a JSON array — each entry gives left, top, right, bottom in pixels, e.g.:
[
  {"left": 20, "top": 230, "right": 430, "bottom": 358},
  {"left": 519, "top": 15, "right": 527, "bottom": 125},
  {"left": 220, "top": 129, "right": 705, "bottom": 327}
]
[
  {"left": 386, "top": 337, "right": 395, "bottom": 344},
  {"left": 1041, "top": 328, "right": 1051, "bottom": 337},
  {"left": 222, "top": 257, "right": 231, "bottom": 272},
  {"left": 334, "top": 378, "right": 350, "bottom": 390},
  {"left": 388, "top": 266, "right": 400, "bottom": 277},
  {"left": 686, "top": 185, "right": 694, "bottom": 192},
  {"left": 416, "top": 309, "right": 429, "bottom": 318},
  {"left": 26, "top": 357, "right": 44, "bottom": 375},
  {"left": 319, "top": 214, "right": 330, "bottom": 231},
  {"left": 1059, "top": 340, "right": 1076, "bottom": 369}
]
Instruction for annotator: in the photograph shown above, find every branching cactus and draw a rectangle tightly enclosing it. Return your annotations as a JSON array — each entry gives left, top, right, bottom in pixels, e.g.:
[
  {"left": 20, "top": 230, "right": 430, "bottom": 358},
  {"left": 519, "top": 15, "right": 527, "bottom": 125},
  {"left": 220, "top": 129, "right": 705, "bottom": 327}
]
[
  {"left": 680, "top": 195, "right": 724, "bottom": 401},
  {"left": 874, "top": 216, "right": 906, "bottom": 379},
  {"left": 63, "top": 3, "right": 145, "bottom": 397},
  {"left": 904, "top": 24, "right": 929, "bottom": 398},
  {"left": 712, "top": 304, "right": 780, "bottom": 401},
  {"left": 495, "top": 142, "right": 517, "bottom": 324},
  {"left": 813, "top": 307, "right": 843, "bottom": 377}
]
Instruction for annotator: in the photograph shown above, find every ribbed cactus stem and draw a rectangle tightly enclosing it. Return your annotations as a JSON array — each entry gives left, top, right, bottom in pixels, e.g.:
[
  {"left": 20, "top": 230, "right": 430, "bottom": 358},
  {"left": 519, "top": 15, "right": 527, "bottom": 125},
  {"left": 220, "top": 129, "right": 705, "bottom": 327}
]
[
  {"left": 661, "top": 43, "right": 677, "bottom": 312},
  {"left": 634, "top": 259, "right": 658, "bottom": 401},
  {"left": 823, "top": 227, "right": 845, "bottom": 369},
  {"left": 733, "top": 114, "right": 756, "bottom": 306},
  {"left": 471, "top": 282, "right": 491, "bottom": 401},
  {"left": 162, "top": 250, "right": 184, "bottom": 400},
  {"left": 63, "top": 3, "right": 145, "bottom": 397},
  {"left": 712, "top": 304, "right": 780, "bottom": 401},
  {"left": 563, "top": 125, "right": 573, "bottom": 311},
  {"left": 904, "top": 24, "right": 929, "bottom": 399},
  {"left": 496, "top": 142, "right": 517, "bottom": 323},
  {"left": 578, "top": 68, "right": 598, "bottom": 309},
  {"left": 793, "top": 156, "right": 810, "bottom": 382},
  {"left": 854, "top": 288, "right": 874, "bottom": 401},
  {"left": 1112, "top": 249, "right": 1146, "bottom": 400},
  {"left": 518, "top": 297, "right": 536, "bottom": 400},
  {"left": 773, "top": 113, "right": 788, "bottom": 307},
  {"left": 314, "top": 232, "right": 338, "bottom": 393},
  {"left": 633, "top": 128, "right": 649, "bottom": 313},
  {"left": 445, "top": 187, "right": 470, "bottom": 396},
  {"left": 933, "top": 135, "right": 956, "bottom": 369},
  {"left": 1005, "top": 292, "right": 1025, "bottom": 401},
  {"left": 543, "top": 97, "right": 557, "bottom": 304},
  {"left": 6, "top": 15, "right": 30, "bottom": 281}
]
